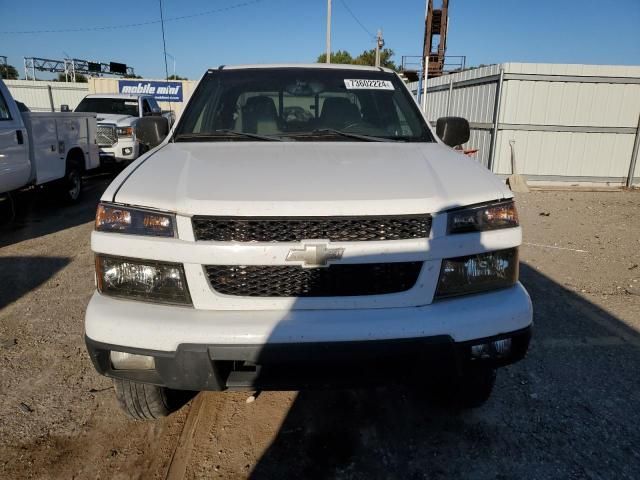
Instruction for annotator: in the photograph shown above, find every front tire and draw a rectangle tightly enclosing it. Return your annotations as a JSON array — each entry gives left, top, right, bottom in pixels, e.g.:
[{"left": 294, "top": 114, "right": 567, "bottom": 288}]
[
  {"left": 113, "top": 379, "right": 195, "bottom": 420},
  {"left": 452, "top": 367, "right": 496, "bottom": 408}
]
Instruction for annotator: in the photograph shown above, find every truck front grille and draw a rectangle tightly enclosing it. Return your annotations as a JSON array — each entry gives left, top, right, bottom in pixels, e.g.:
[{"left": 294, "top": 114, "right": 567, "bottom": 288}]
[
  {"left": 192, "top": 215, "right": 432, "bottom": 242},
  {"left": 204, "top": 262, "right": 423, "bottom": 297},
  {"left": 97, "top": 125, "right": 117, "bottom": 146}
]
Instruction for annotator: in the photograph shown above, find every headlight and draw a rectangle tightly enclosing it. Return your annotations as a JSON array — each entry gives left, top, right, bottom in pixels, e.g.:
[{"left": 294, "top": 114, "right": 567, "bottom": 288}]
[
  {"left": 435, "top": 248, "right": 518, "bottom": 299},
  {"left": 448, "top": 200, "right": 518, "bottom": 234},
  {"left": 96, "top": 255, "right": 192, "bottom": 305},
  {"left": 95, "top": 203, "right": 176, "bottom": 237},
  {"left": 117, "top": 126, "right": 133, "bottom": 137}
]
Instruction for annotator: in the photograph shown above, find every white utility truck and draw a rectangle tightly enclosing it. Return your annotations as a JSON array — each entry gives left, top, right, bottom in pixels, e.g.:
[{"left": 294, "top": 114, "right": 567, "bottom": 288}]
[
  {"left": 84, "top": 64, "right": 533, "bottom": 419},
  {"left": 74, "top": 93, "right": 165, "bottom": 165},
  {"left": 0, "top": 79, "right": 99, "bottom": 203}
]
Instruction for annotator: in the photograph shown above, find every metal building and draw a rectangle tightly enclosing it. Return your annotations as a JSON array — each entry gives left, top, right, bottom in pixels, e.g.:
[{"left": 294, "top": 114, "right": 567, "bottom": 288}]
[
  {"left": 413, "top": 63, "right": 640, "bottom": 187},
  {"left": 4, "top": 77, "right": 198, "bottom": 120},
  {"left": 4, "top": 80, "right": 89, "bottom": 112}
]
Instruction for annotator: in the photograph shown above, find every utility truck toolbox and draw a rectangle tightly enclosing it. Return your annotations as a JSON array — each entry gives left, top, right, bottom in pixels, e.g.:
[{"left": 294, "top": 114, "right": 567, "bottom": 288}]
[
  {"left": 84, "top": 64, "right": 532, "bottom": 420},
  {"left": 0, "top": 79, "right": 99, "bottom": 202}
]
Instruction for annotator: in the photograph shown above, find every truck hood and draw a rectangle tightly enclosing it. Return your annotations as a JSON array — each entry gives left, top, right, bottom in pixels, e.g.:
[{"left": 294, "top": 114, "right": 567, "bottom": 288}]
[
  {"left": 96, "top": 113, "right": 136, "bottom": 126},
  {"left": 109, "top": 142, "right": 511, "bottom": 216}
]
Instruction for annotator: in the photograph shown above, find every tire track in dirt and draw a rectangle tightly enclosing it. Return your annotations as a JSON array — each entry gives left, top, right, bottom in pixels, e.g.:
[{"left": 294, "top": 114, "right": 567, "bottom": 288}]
[{"left": 163, "top": 391, "right": 297, "bottom": 479}]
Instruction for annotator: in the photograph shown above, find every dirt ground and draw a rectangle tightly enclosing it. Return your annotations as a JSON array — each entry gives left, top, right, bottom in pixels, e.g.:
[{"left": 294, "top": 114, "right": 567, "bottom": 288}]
[{"left": 1, "top": 178, "right": 639, "bottom": 479}]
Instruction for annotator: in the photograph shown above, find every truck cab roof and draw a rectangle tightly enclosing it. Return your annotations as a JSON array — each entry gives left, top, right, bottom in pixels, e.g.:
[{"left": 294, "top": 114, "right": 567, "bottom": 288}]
[
  {"left": 212, "top": 63, "right": 395, "bottom": 73},
  {"left": 83, "top": 93, "right": 149, "bottom": 100}
]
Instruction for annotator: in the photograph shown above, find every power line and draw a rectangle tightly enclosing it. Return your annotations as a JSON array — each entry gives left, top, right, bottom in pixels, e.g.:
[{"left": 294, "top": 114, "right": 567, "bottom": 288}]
[
  {"left": 0, "top": 0, "right": 264, "bottom": 35},
  {"left": 338, "top": 0, "right": 375, "bottom": 39},
  {"left": 159, "top": 0, "right": 170, "bottom": 81}
]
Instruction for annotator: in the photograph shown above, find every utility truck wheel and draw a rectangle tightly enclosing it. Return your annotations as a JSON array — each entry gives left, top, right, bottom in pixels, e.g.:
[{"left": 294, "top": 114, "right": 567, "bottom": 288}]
[
  {"left": 113, "top": 379, "right": 194, "bottom": 420},
  {"left": 0, "top": 193, "right": 16, "bottom": 224},
  {"left": 58, "top": 160, "right": 83, "bottom": 203}
]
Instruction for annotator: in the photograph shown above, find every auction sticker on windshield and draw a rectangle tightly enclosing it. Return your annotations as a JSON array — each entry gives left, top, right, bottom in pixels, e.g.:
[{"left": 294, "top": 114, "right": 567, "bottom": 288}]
[{"left": 344, "top": 79, "right": 395, "bottom": 90}]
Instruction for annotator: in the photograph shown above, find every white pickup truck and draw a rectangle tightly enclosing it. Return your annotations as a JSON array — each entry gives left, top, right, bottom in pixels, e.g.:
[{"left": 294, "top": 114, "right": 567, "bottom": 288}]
[
  {"left": 85, "top": 64, "right": 532, "bottom": 420},
  {"left": 74, "top": 93, "right": 165, "bottom": 165},
  {"left": 0, "top": 79, "right": 99, "bottom": 203}
]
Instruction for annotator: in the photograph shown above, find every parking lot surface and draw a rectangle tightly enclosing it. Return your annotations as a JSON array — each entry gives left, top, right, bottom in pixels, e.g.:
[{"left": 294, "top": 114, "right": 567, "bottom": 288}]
[{"left": 1, "top": 183, "right": 639, "bottom": 479}]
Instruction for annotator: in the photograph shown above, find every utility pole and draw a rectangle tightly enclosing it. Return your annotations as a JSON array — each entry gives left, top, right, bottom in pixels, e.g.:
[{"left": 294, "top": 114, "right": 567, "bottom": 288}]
[
  {"left": 166, "top": 52, "right": 176, "bottom": 78},
  {"left": 375, "top": 29, "right": 384, "bottom": 68},
  {"left": 159, "top": 0, "right": 170, "bottom": 81},
  {"left": 326, "top": 0, "right": 332, "bottom": 63}
]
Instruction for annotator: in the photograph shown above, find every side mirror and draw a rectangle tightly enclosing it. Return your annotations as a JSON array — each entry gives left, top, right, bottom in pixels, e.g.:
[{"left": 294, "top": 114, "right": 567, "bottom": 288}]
[
  {"left": 436, "top": 116, "right": 470, "bottom": 147},
  {"left": 135, "top": 117, "right": 169, "bottom": 149},
  {"left": 60, "top": 104, "right": 70, "bottom": 112}
]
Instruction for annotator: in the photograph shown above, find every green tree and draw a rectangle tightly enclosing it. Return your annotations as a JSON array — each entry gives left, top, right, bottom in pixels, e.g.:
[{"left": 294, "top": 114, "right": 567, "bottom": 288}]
[
  {"left": 56, "top": 73, "right": 88, "bottom": 83},
  {"left": 0, "top": 63, "right": 19, "bottom": 80},
  {"left": 316, "top": 48, "right": 397, "bottom": 70},
  {"left": 124, "top": 73, "right": 143, "bottom": 79},
  {"left": 167, "top": 74, "right": 187, "bottom": 80},
  {"left": 354, "top": 48, "right": 397, "bottom": 70},
  {"left": 316, "top": 50, "right": 354, "bottom": 64}
]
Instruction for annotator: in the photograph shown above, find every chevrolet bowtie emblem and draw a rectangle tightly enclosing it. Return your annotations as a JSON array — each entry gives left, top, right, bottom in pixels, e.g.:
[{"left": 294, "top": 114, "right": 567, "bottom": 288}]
[{"left": 286, "top": 243, "right": 345, "bottom": 268}]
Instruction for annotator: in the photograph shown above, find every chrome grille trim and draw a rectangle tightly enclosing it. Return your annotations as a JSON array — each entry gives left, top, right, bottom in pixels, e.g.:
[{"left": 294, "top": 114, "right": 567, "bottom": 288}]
[{"left": 97, "top": 124, "right": 117, "bottom": 147}]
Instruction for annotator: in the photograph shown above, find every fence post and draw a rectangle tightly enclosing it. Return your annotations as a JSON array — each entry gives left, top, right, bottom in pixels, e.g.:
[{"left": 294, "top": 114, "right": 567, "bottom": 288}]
[
  {"left": 487, "top": 68, "right": 504, "bottom": 172},
  {"left": 446, "top": 75, "right": 453, "bottom": 115},
  {"left": 626, "top": 112, "right": 640, "bottom": 187},
  {"left": 421, "top": 56, "right": 429, "bottom": 113}
]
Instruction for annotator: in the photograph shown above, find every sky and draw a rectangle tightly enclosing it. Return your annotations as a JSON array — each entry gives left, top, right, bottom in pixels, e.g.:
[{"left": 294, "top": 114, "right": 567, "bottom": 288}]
[{"left": 1, "top": 0, "right": 639, "bottom": 80}]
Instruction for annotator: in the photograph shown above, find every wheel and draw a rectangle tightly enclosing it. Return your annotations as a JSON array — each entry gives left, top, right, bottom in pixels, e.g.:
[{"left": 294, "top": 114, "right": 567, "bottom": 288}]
[
  {"left": 0, "top": 193, "right": 16, "bottom": 224},
  {"left": 452, "top": 367, "right": 496, "bottom": 409},
  {"left": 112, "top": 378, "right": 195, "bottom": 420},
  {"left": 60, "top": 163, "right": 82, "bottom": 202}
]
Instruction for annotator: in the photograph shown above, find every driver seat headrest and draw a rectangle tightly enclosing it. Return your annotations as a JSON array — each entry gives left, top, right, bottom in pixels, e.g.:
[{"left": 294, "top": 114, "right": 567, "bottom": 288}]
[{"left": 320, "top": 97, "right": 361, "bottom": 128}]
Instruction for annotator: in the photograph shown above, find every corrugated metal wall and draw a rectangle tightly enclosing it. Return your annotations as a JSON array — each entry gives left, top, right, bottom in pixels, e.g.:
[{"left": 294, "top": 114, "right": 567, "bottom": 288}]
[
  {"left": 416, "top": 62, "right": 640, "bottom": 185},
  {"left": 5, "top": 80, "right": 88, "bottom": 112},
  {"left": 494, "top": 65, "right": 640, "bottom": 183},
  {"left": 410, "top": 65, "right": 501, "bottom": 168},
  {"left": 89, "top": 78, "right": 198, "bottom": 120}
]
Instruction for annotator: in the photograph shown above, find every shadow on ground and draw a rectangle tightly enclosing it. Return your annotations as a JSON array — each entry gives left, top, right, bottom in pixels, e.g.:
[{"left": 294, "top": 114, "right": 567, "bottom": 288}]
[
  {"left": 0, "top": 256, "right": 71, "bottom": 309},
  {"left": 0, "top": 172, "right": 113, "bottom": 249},
  {"left": 248, "top": 264, "right": 640, "bottom": 479}
]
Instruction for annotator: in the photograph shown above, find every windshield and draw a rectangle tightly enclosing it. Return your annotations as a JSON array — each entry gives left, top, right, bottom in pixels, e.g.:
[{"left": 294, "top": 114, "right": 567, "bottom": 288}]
[
  {"left": 75, "top": 98, "right": 139, "bottom": 117},
  {"left": 175, "top": 68, "right": 434, "bottom": 142}
]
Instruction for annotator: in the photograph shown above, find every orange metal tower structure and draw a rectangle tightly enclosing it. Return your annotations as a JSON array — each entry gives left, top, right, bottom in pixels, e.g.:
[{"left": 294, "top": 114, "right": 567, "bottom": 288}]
[{"left": 423, "top": 0, "right": 449, "bottom": 78}]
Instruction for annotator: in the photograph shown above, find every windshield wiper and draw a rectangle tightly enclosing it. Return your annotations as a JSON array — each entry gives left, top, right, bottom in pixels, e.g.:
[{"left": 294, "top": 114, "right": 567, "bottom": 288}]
[
  {"left": 174, "top": 130, "right": 283, "bottom": 142},
  {"left": 288, "top": 128, "right": 397, "bottom": 142}
]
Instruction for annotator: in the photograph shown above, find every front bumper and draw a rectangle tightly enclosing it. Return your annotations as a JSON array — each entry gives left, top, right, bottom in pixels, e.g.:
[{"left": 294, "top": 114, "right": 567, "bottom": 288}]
[
  {"left": 85, "top": 283, "right": 532, "bottom": 351},
  {"left": 98, "top": 138, "right": 139, "bottom": 164},
  {"left": 84, "top": 283, "right": 532, "bottom": 391},
  {"left": 86, "top": 327, "right": 531, "bottom": 391}
]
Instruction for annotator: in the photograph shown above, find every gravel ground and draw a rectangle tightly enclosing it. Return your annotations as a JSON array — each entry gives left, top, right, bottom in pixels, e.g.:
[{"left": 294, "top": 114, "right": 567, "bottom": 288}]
[{"left": 0, "top": 183, "right": 639, "bottom": 479}]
